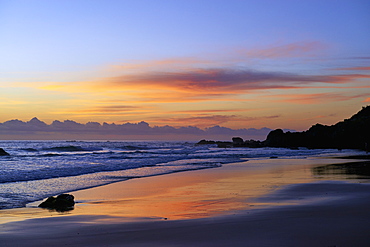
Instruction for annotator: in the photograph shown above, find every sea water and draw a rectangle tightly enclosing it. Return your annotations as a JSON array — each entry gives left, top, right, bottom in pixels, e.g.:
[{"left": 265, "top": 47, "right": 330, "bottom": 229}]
[{"left": 0, "top": 140, "right": 361, "bottom": 209}]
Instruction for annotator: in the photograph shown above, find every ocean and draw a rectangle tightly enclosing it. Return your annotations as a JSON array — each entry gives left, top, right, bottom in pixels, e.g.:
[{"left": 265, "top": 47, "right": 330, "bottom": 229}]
[{"left": 0, "top": 140, "right": 362, "bottom": 210}]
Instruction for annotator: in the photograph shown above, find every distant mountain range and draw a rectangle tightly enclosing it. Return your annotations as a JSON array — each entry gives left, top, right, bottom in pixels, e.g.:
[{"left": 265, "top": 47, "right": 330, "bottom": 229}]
[
  {"left": 2, "top": 106, "right": 368, "bottom": 145},
  {"left": 0, "top": 118, "right": 273, "bottom": 141}
]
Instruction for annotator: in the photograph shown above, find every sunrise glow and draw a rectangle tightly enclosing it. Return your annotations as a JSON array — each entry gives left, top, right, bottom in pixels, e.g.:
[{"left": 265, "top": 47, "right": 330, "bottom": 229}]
[{"left": 1, "top": 0, "right": 369, "bottom": 140}]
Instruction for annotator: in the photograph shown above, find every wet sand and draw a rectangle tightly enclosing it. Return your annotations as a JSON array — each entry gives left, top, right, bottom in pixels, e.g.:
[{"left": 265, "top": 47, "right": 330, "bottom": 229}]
[{"left": 1, "top": 157, "right": 370, "bottom": 246}]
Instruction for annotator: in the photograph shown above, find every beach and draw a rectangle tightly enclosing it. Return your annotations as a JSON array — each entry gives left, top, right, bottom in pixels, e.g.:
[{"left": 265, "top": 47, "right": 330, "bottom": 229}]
[{"left": 1, "top": 156, "right": 370, "bottom": 246}]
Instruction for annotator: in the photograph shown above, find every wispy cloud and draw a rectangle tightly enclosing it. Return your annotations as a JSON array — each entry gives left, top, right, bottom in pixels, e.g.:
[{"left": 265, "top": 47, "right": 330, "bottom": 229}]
[
  {"left": 153, "top": 114, "right": 280, "bottom": 128},
  {"left": 108, "top": 57, "right": 212, "bottom": 72},
  {"left": 24, "top": 41, "right": 369, "bottom": 106},
  {"left": 107, "top": 67, "right": 362, "bottom": 93},
  {"left": 273, "top": 92, "right": 369, "bottom": 104},
  {"left": 332, "top": 66, "right": 370, "bottom": 71},
  {"left": 171, "top": 109, "right": 252, "bottom": 114},
  {"left": 105, "top": 41, "right": 329, "bottom": 75},
  {"left": 156, "top": 115, "right": 240, "bottom": 127},
  {"left": 236, "top": 41, "right": 328, "bottom": 59},
  {"left": 29, "top": 64, "right": 370, "bottom": 109},
  {"left": 6, "top": 41, "right": 369, "bottom": 129},
  {"left": 82, "top": 105, "right": 141, "bottom": 113}
]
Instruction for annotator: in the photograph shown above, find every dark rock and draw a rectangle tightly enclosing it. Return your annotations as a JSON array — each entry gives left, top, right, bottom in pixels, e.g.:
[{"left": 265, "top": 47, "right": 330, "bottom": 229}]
[
  {"left": 263, "top": 106, "right": 370, "bottom": 150},
  {"left": 264, "top": 129, "right": 285, "bottom": 147},
  {"left": 38, "top": 196, "right": 56, "bottom": 208},
  {"left": 197, "top": 138, "right": 263, "bottom": 148},
  {"left": 38, "top": 193, "right": 75, "bottom": 212},
  {"left": 0, "top": 148, "right": 10, "bottom": 156},
  {"left": 197, "top": 106, "right": 370, "bottom": 151},
  {"left": 196, "top": 140, "right": 216, "bottom": 145},
  {"left": 243, "top": 139, "right": 264, "bottom": 148},
  {"left": 232, "top": 137, "right": 244, "bottom": 144},
  {"left": 197, "top": 139, "right": 234, "bottom": 148},
  {"left": 217, "top": 142, "right": 233, "bottom": 148}
]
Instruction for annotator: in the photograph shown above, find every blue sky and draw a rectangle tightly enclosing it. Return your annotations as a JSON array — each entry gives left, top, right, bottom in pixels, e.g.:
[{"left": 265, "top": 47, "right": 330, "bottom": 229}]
[
  {"left": 2, "top": 0, "right": 368, "bottom": 72},
  {"left": 0, "top": 0, "right": 369, "bottom": 138}
]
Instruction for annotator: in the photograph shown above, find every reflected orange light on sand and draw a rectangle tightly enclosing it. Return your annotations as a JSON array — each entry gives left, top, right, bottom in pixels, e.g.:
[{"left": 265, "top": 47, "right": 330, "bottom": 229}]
[
  {"left": 71, "top": 159, "right": 327, "bottom": 220},
  {"left": 0, "top": 158, "right": 361, "bottom": 224}
]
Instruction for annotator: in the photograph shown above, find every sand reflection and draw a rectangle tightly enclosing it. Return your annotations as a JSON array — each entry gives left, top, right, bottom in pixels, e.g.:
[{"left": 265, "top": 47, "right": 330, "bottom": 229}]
[
  {"left": 72, "top": 159, "right": 321, "bottom": 220},
  {"left": 312, "top": 160, "right": 370, "bottom": 179},
  {"left": 3, "top": 158, "right": 369, "bottom": 224}
]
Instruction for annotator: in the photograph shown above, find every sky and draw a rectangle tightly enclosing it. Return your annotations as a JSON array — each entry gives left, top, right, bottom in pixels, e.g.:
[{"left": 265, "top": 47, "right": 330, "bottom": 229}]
[{"left": 0, "top": 0, "right": 369, "bottom": 140}]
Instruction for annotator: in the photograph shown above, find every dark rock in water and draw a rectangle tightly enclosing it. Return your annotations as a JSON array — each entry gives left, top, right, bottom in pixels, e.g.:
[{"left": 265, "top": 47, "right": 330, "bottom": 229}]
[
  {"left": 197, "top": 137, "right": 263, "bottom": 148},
  {"left": 38, "top": 194, "right": 75, "bottom": 212},
  {"left": 217, "top": 142, "right": 233, "bottom": 148},
  {"left": 244, "top": 139, "right": 264, "bottom": 148},
  {"left": 0, "top": 148, "right": 10, "bottom": 156},
  {"left": 196, "top": 139, "right": 216, "bottom": 145},
  {"left": 232, "top": 137, "right": 244, "bottom": 144},
  {"left": 197, "top": 139, "right": 234, "bottom": 148}
]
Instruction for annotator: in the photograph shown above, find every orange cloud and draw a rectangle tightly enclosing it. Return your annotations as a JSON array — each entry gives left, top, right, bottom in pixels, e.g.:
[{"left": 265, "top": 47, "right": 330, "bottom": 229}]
[
  {"left": 153, "top": 114, "right": 280, "bottom": 128},
  {"left": 109, "top": 57, "right": 212, "bottom": 72},
  {"left": 28, "top": 65, "right": 369, "bottom": 111},
  {"left": 171, "top": 109, "right": 252, "bottom": 114},
  {"left": 76, "top": 105, "right": 141, "bottom": 113},
  {"left": 364, "top": 98, "right": 370, "bottom": 102},
  {"left": 274, "top": 92, "right": 369, "bottom": 104}
]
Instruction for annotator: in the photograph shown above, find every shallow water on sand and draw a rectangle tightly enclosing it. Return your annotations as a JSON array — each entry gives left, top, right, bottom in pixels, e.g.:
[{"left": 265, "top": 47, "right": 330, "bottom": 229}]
[{"left": 0, "top": 140, "right": 365, "bottom": 210}]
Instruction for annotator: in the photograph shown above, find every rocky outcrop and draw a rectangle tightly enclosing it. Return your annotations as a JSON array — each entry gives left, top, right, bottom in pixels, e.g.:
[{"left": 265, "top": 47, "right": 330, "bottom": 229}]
[
  {"left": 0, "top": 148, "right": 10, "bottom": 156},
  {"left": 196, "top": 140, "right": 218, "bottom": 145},
  {"left": 197, "top": 137, "right": 263, "bottom": 148},
  {"left": 38, "top": 194, "right": 75, "bottom": 212},
  {"left": 264, "top": 106, "right": 370, "bottom": 150},
  {"left": 196, "top": 139, "right": 233, "bottom": 148},
  {"left": 197, "top": 106, "right": 370, "bottom": 151}
]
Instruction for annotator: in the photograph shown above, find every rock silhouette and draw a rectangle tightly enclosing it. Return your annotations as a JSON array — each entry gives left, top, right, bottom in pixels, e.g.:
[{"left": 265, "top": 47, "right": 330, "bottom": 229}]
[
  {"left": 38, "top": 194, "right": 75, "bottom": 212},
  {"left": 264, "top": 106, "right": 370, "bottom": 150},
  {"left": 0, "top": 148, "right": 10, "bottom": 156},
  {"left": 198, "top": 106, "right": 370, "bottom": 151},
  {"left": 197, "top": 137, "right": 263, "bottom": 148}
]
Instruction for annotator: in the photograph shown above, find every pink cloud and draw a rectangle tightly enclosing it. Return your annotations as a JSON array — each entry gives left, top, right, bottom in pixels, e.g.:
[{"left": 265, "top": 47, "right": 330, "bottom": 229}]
[{"left": 109, "top": 68, "right": 360, "bottom": 93}]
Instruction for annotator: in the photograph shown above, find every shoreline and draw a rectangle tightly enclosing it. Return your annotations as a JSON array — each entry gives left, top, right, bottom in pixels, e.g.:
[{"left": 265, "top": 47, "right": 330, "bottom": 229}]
[
  {"left": 2, "top": 156, "right": 363, "bottom": 222},
  {"left": 1, "top": 156, "right": 370, "bottom": 246}
]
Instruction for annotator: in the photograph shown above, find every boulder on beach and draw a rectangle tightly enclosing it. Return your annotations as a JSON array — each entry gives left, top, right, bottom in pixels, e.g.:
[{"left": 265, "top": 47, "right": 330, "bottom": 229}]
[
  {"left": 0, "top": 148, "right": 10, "bottom": 156},
  {"left": 38, "top": 194, "right": 75, "bottom": 212}
]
